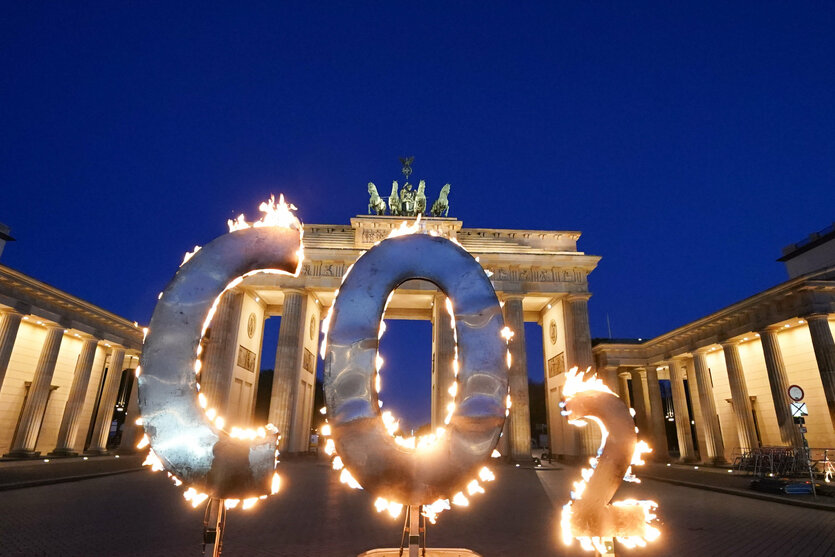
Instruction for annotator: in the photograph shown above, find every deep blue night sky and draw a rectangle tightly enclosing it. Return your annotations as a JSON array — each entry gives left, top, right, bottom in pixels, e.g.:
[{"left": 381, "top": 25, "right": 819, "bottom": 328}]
[{"left": 2, "top": 3, "right": 834, "bottom": 427}]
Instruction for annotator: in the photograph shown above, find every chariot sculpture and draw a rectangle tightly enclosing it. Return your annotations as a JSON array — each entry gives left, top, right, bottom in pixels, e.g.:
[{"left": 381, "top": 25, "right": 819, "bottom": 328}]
[{"left": 366, "top": 158, "right": 451, "bottom": 217}]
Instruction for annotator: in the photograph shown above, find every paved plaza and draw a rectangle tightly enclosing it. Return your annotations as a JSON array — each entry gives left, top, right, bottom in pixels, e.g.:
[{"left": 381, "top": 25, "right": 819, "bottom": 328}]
[{"left": 0, "top": 458, "right": 833, "bottom": 556}]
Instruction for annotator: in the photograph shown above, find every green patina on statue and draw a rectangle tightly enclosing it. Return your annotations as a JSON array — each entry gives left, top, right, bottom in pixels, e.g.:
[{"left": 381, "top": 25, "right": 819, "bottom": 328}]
[{"left": 365, "top": 157, "right": 451, "bottom": 217}]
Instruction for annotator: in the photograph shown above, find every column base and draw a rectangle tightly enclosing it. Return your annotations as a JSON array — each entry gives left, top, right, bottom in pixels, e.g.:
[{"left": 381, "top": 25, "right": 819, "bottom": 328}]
[
  {"left": 3, "top": 449, "right": 41, "bottom": 459},
  {"left": 48, "top": 448, "right": 79, "bottom": 457},
  {"left": 84, "top": 448, "right": 112, "bottom": 456},
  {"left": 678, "top": 456, "right": 699, "bottom": 464}
]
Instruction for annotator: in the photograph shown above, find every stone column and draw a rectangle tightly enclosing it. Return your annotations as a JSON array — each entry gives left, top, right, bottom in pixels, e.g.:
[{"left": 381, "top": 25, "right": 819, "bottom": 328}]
[
  {"left": 667, "top": 359, "right": 696, "bottom": 461},
  {"left": 431, "top": 293, "right": 456, "bottom": 429},
  {"left": 644, "top": 365, "right": 669, "bottom": 459},
  {"left": 6, "top": 325, "right": 64, "bottom": 457},
  {"left": 600, "top": 365, "right": 619, "bottom": 393},
  {"left": 806, "top": 314, "right": 835, "bottom": 430},
  {"left": 0, "top": 310, "right": 23, "bottom": 392},
  {"left": 759, "top": 327, "right": 802, "bottom": 446},
  {"left": 565, "top": 295, "right": 594, "bottom": 370},
  {"left": 269, "top": 290, "right": 306, "bottom": 452},
  {"left": 722, "top": 341, "right": 759, "bottom": 451},
  {"left": 503, "top": 296, "right": 531, "bottom": 461},
  {"left": 50, "top": 337, "right": 99, "bottom": 456},
  {"left": 564, "top": 294, "right": 596, "bottom": 456},
  {"left": 617, "top": 371, "right": 631, "bottom": 406},
  {"left": 200, "top": 290, "right": 244, "bottom": 416},
  {"left": 86, "top": 347, "right": 126, "bottom": 454},
  {"left": 629, "top": 369, "right": 650, "bottom": 435},
  {"left": 691, "top": 348, "right": 726, "bottom": 463}
]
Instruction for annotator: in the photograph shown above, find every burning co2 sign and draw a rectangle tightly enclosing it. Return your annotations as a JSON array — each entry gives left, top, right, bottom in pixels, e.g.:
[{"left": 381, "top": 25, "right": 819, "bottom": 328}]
[{"left": 560, "top": 368, "right": 660, "bottom": 553}]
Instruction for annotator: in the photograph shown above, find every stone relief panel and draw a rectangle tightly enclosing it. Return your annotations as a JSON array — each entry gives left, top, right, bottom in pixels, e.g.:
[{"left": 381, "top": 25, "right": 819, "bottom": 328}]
[
  {"left": 301, "top": 261, "right": 347, "bottom": 278},
  {"left": 547, "top": 352, "right": 565, "bottom": 378},
  {"left": 486, "top": 266, "right": 586, "bottom": 284}
]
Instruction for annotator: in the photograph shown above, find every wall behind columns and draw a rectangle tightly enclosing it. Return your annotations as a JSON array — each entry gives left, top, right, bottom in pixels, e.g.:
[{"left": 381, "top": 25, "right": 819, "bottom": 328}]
[
  {"left": 780, "top": 324, "right": 834, "bottom": 448},
  {"left": 736, "top": 340, "right": 781, "bottom": 447},
  {"left": 0, "top": 322, "right": 47, "bottom": 453},
  {"left": 704, "top": 350, "right": 739, "bottom": 460},
  {"left": 540, "top": 299, "right": 578, "bottom": 456},
  {"left": 34, "top": 334, "right": 89, "bottom": 455}
]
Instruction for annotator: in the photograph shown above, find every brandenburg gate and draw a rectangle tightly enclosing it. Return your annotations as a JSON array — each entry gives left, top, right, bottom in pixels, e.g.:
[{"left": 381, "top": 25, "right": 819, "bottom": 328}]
[{"left": 200, "top": 181, "right": 601, "bottom": 462}]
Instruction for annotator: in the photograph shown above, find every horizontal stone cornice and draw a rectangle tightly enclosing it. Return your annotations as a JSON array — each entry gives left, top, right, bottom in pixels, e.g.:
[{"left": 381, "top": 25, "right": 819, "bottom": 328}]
[
  {"left": 0, "top": 264, "right": 143, "bottom": 350},
  {"left": 595, "top": 266, "right": 835, "bottom": 362}
]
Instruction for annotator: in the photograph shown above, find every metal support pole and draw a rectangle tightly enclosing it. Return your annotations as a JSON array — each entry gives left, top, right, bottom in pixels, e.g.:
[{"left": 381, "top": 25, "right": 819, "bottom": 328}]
[
  {"left": 408, "top": 505, "right": 420, "bottom": 557},
  {"left": 800, "top": 426, "right": 817, "bottom": 498},
  {"left": 595, "top": 537, "right": 615, "bottom": 556},
  {"left": 202, "top": 498, "right": 227, "bottom": 557}
]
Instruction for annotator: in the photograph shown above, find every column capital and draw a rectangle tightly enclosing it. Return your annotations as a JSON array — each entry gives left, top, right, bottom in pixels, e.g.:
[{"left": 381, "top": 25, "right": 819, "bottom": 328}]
[
  {"left": 762, "top": 323, "right": 786, "bottom": 334},
  {"left": 281, "top": 288, "right": 306, "bottom": 297},
  {"left": 692, "top": 345, "right": 713, "bottom": 355},
  {"left": 500, "top": 293, "right": 525, "bottom": 302},
  {"left": 720, "top": 339, "right": 739, "bottom": 349},
  {"left": 565, "top": 293, "right": 592, "bottom": 303},
  {"left": 0, "top": 307, "right": 25, "bottom": 318},
  {"left": 804, "top": 313, "right": 831, "bottom": 323}
]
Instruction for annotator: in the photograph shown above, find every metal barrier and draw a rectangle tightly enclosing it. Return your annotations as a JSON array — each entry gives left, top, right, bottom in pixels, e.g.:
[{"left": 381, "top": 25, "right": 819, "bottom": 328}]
[{"left": 732, "top": 446, "right": 833, "bottom": 478}]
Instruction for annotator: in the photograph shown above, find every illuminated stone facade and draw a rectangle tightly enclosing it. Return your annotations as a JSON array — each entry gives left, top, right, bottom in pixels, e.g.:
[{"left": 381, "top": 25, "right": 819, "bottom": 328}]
[
  {"left": 0, "top": 215, "right": 601, "bottom": 462},
  {"left": 0, "top": 264, "right": 143, "bottom": 457},
  {"left": 201, "top": 215, "right": 601, "bottom": 460},
  {"left": 593, "top": 225, "right": 835, "bottom": 463}
]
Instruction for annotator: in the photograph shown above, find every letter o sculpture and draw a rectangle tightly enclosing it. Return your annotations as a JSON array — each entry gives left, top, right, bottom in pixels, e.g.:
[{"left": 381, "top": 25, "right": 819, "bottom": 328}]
[
  {"left": 324, "top": 233, "right": 508, "bottom": 505},
  {"left": 138, "top": 224, "right": 301, "bottom": 499}
]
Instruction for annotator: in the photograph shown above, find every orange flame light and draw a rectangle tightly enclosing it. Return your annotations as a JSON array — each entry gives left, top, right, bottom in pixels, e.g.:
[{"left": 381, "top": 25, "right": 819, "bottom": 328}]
[{"left": 560, "top": 367, "right": 660, "bottom": 553}]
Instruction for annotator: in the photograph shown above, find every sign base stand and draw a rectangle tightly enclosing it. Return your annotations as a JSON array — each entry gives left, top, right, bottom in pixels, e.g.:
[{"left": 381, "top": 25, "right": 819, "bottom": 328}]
[{"left": 358, "top": 505, "right": 482, "bottom": 557}]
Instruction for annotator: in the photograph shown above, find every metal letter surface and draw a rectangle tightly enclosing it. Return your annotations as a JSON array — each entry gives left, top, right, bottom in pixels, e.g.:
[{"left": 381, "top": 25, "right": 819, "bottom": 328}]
[
  {"left": 139, "top": 225, "right": 301, "bottom": 499},
  {"left": 324, "top": 233, "right": 507, "bottom": 505}
]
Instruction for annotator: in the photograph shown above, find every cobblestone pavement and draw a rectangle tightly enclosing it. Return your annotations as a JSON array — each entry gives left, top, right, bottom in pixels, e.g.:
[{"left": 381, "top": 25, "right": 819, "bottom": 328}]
[{"left": 0, "top": 459, "right": 832, "bottom": 556}]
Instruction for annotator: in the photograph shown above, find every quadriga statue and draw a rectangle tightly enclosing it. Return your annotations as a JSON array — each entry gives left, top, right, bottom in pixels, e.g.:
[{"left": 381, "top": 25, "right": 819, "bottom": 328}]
[
  {"left": 415, "top": 180, "right": 427, "bottom": 215},
  {"left": 430, "top": 183, "right": 451, "bottom": 217},
  {"left": 388, "top": 181, "right": 400, "bottom": 216},
  {"left": 367, "top": 182, "right": 387, "bottom": 215}
]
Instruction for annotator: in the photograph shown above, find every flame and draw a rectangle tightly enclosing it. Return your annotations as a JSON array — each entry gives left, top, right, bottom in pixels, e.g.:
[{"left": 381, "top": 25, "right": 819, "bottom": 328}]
[
  {"left": 479, "top": 467, "right": 496, "bottom": 482},
  {"left": 559, "top": 367, "right": 659, "bottom": 551},
  {"left": 451, "top": 492, "right": 469, "bottom": 506},
  {"left": 386, "top": 215, "right": 422, "bottom": 239},
  {"left": 339, "top": 468, "right": 363, "bottom": 490},
  {"left": 224, "top": 499, "right": 240, "bottom": 509},
  {"left": 422, "top": 499, "right": 451, "bottom": 524},
  {"left": 142, "top": 449, "right": 165, "bottom": 472},
  {"left": 271, "top": 472, "right": 281, "bottom": 494},
  {"left": 183, "top": 488, "right": 209, "bottom": 508},
  {"left": 563, "top": 366, "right": 615, "bottom": 398},
  {"left": 227, "top": 194, "right": 301, "bottom": 233},
  {"left": 181, "top": 246, "right": 201, "bottom": 267}
]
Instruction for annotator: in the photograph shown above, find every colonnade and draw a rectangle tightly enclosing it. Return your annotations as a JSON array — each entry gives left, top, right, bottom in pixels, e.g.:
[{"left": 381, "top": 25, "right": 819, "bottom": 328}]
[
  {"left": 598, "top": 312, "right": 835, "bottom": 463},
  {"left": 0, "top": 308, "right": 139, "bottom": 457}
]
